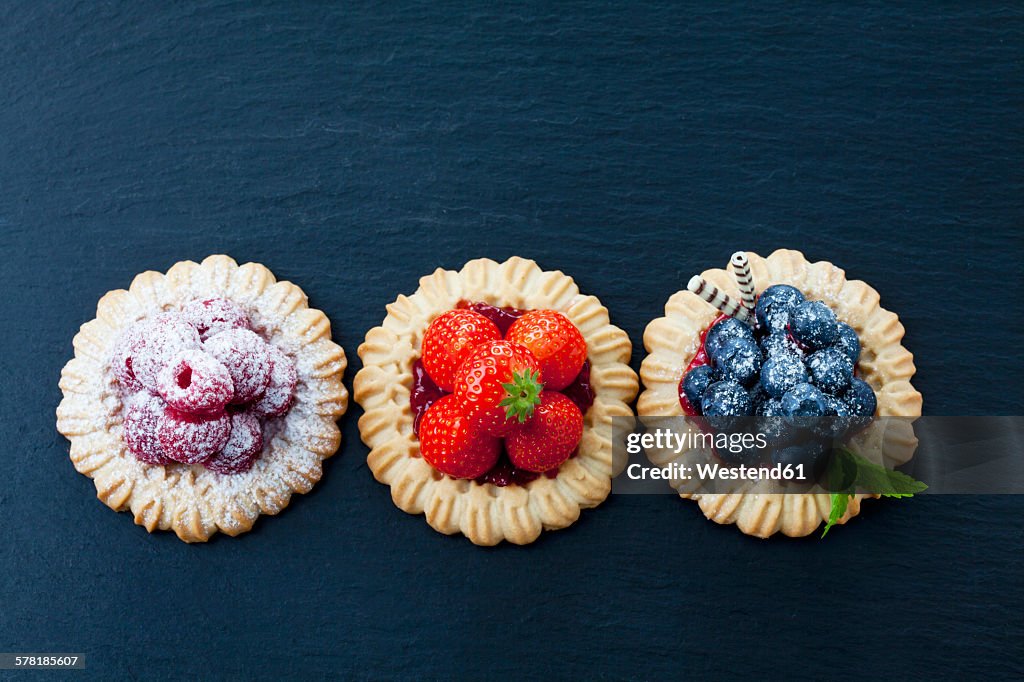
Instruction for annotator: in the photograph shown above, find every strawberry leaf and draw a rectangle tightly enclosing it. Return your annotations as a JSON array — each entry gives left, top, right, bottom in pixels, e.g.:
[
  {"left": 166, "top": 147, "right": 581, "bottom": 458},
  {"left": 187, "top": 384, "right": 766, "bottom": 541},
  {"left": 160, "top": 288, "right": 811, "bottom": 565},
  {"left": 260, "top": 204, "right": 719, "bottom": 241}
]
[{"left": 499, "top": 369, "right": 543, "bottom": 423}]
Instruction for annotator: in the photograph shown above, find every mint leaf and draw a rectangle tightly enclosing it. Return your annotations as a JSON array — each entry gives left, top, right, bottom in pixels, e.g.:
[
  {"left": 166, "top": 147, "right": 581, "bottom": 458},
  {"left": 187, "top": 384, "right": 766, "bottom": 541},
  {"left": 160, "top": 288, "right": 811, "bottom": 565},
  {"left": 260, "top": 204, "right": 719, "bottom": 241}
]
[
  {"left": 821, "top": 492, "right": 851, "bottom": 538},
  {"left": 838, "top": 447, "right": 929, "bottom": 496},
  {"left": 827, "top": 448, "right": 858, "bottom": 493},
  {"left": 820, "top": 446, "right": 926, "bottom": 538},
  {"left": 821, "top": 449, "right": 857, "bottom": 538}
]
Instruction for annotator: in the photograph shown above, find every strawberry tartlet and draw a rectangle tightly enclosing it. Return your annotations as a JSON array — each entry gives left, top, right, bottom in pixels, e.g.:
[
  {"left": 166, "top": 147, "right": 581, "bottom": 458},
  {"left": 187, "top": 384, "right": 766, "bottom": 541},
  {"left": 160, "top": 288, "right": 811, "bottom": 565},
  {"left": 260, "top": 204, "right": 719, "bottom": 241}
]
[{"left": 355, "top": 257, "right": 638, "bottom": 546}]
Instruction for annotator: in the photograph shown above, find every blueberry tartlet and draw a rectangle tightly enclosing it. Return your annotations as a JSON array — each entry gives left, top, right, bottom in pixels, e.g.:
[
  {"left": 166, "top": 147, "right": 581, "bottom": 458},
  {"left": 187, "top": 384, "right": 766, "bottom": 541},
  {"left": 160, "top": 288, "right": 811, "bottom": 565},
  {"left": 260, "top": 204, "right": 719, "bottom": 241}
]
[
  {"left": 56, "top": 256, "right": 348, "bottom": 542},
  {"left": 355, "top": 257, "right": 638, "bottom": 546},
  {"left": 638, "top": 249, "right": 922, "bottom": 537}
]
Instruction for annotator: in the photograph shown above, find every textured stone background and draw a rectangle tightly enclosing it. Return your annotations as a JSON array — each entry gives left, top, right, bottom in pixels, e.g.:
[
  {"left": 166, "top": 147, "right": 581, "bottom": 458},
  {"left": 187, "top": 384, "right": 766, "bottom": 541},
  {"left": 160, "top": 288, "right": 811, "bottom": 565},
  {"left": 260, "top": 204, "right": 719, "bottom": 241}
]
[{"left": 1, "top": 3, "right": 1021, "bottom": 679}]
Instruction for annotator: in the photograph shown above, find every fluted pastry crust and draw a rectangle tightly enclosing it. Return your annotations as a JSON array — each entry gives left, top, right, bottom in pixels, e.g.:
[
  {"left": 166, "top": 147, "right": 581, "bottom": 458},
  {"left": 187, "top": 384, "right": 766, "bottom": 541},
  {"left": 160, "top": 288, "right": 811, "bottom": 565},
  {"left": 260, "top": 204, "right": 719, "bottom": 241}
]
[
  {"left": 56, "top": 255, "right": 348, "bottom": 542},
  {"left": 355, "top": 257, "right": 638, "bottom": 546},
  {"left": 638, "top": 249, "right": 922, "bottom": 538}
]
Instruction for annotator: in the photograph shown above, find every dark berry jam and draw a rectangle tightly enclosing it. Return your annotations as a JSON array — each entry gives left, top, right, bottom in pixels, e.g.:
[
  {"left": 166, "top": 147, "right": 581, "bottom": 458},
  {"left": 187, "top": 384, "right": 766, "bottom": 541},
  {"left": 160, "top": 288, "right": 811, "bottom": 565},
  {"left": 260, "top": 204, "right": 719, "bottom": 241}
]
[
  {"left": 413, "top": 301, "right": 595, "bottom": 487},
  {"left": 410, "top": 360, "right": 446, "bottom": 434},
  {"left": 475, "top": 456, "right": 557, "bottom": 487},
  {"left": 456, "top": 300, "right": 526, "bottom": 335},
  {"left": 560, "top": 359, "right": 595, "bottom": 414}
]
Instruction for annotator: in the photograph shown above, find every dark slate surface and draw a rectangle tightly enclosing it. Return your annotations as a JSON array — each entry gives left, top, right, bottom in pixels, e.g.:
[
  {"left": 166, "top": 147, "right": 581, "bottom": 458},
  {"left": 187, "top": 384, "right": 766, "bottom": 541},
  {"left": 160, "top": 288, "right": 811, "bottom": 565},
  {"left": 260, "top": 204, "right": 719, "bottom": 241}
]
[{"left": 1, "top": 3, "right": 1022, "bottom": 680}]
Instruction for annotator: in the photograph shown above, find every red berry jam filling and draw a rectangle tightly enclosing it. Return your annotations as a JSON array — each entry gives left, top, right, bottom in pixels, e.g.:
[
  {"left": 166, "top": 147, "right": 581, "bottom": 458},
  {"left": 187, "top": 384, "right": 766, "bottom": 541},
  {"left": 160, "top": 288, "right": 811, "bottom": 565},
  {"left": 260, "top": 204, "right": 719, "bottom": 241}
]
[
  {"left": 412, "top": 301, "right": 593, "bottom": 487},
  {"left": 560, "top": 359, "right": 595, "bottom": 415},
  {"left": 457, "top": 300, "right": 528, "bottom": 335},
  {"left": 110, "top": 297, "right": 297, "bottom": 474},
  {"left": 677, "top": 314, "right": 729, "bottom": 416},
  {"left": 410, "top": 359, "right": 448, "bottom": 434}
]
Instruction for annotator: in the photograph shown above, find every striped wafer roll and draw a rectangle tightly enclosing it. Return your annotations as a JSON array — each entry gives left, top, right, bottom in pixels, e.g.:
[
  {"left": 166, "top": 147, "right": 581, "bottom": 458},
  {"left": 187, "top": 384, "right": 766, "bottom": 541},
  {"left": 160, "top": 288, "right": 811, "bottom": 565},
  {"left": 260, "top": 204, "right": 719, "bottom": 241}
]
[
  {"left": 730, "top": 251, "right": 757, "bottom": 314},
  {"left": 686, "top": 275, "right": 750, "bottom": 321}
]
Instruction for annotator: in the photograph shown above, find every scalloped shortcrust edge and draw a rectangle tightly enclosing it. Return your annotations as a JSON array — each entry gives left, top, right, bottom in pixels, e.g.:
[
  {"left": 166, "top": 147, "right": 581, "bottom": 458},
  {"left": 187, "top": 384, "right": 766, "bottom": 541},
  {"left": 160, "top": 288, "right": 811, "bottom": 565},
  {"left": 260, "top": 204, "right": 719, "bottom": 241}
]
[
  {"left": 638, "top": 249, "right": 923, "bottom": 538},
  {"left": 354, "top": 257, "right": 639, "bottom": 546},
  {"left": 56, "top": 255, "right": 349, "bottom": 542}
]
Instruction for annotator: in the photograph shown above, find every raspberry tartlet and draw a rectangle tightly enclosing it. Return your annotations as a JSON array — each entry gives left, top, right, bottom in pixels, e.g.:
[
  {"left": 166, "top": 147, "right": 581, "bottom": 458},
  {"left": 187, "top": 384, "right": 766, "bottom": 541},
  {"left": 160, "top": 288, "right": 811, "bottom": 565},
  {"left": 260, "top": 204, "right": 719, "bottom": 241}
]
[
  {"left": 638, "top": 249, "right": 922, "bottom": 537},
  {"left": 56, "top": 256, "right": 348, "bottom": 542},
  {"left": 355, "top": 257, "right": 638, "bottom": 546}
]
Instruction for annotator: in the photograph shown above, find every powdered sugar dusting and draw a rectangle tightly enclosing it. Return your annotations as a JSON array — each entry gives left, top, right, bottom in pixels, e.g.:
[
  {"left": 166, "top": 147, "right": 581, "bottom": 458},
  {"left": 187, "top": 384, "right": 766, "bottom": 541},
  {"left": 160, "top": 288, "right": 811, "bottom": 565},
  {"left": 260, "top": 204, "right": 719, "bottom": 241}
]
[
  {"left": 112, "top": 326, "right": 145, "bottom": 392},
  {"left": 109, "top": 296, "right": 306, "bottom": 477},
  {"left": 61, "top": 257, "right": 346, "bottom": 542},
  {"left": 761, "top": 353, "right": 809, "bottom": 398},
  {"left": 122, "top": 392, "right": 172, "bottom": 465},
  {"left": 181, "top": 297, "right": 251, "bottom": 341},
  {"left": 205, "top": 411, "right": 263, "bottom": 475},
  {"left": 157, "top": 348, "right": 234, "bottom": 413},
  {"left": 203, "top": 328, "right": 272, "bottom": 404},
  {"left": 251, "top": 345, "right": 297, "bottom": 417},
  {"left": 131, "top": 312, "right": 201, "bottom": 390},
  {"left": 157, "top": 407, "right": 231, "bottom": 464}
]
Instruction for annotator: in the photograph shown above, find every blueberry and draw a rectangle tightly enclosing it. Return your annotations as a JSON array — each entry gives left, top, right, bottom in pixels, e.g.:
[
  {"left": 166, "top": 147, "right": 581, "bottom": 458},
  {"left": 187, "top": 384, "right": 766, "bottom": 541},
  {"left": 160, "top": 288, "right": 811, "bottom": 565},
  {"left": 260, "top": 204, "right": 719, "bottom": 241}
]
[
  {"left": 834, "top": 322, "right": 861, "bottom": 364},
  {"left": 790, "top": 300, "right": 839, "bottom": 350},
  {"left": 771, "top": 439, "right": 831, "bottom": 479},
  {"left": 704, "top": 317, "right": 755, "bottom": 359},
  {"left": 714, "top": 337, "right": 762, "bottom": 387},
  {"left": 844, "top": 377, "right": 877, "bottom": 417},
  {"left": 760, "top": 332, "right": 803, "bottom": 360},
  {"left": 780, "top": 382, "right": 828, "bottom": 428},
  {"left": 760, "top": 354, "right": 810, "bottom": 398},
  {"left": 759, "top": 413, "right": 794, "bottom": 447},
  {"left": 754, "top": 284, "right": 805, "bottom": 334},
  {"left": 715, "top": 434, "right": 763, "bottom": 465},
  {"left": 812, "top": 395, "right": 851, "bottom": 439},
  {"left": 681, "top": 365, "right": 718, "bottom": 409},
  {"left": 756, "top": 396, "right": 783, "bottom": 417},
  {"left": 748, "top": 383, "right": 769, "bottom": 412},
  {"left": 806, "top": 347, "right": 854, "bottom": 395},
  {"left": 701, "top": 380, "right": 752, "bottom": 429}
]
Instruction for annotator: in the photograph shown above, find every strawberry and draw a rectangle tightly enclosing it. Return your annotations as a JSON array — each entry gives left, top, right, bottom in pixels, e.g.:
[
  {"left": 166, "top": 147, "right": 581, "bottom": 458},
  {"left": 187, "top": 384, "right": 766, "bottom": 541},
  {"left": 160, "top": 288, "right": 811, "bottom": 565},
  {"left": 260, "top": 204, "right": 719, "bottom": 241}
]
[
  {"left": 505, "top": 310, "right": 587, "bottom": 391},
  {"left": 453, "top": 340, "right": 543, "bottom": 436},
  {"left": 505, "top": 391, "right": 583, "bottom": 473},
  {"left": 421, "top": 309, "right": 501, "bottom": 391},
  {"left": 418, "top": 394, "right": 501, "bottom": 479}
]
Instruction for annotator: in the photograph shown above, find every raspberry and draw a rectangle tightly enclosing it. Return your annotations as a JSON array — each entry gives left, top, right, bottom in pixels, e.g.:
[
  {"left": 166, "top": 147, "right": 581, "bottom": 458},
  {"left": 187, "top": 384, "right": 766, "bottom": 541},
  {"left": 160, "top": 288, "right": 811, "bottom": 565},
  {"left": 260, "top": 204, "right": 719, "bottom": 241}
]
[
  {"left": 204, "top": 411, "right": 263, "bottom": 475},
  {"left": 111, "top": 326, "right": 145, "bottom": 393},
  {"left": 250, "top": 345, "right": 297, "bottom": 417},
  {"left": 203, "top": 328, "right": 272, "bottom": 404},
  {"left": 131, "top": 312, "right": 202, "bottom": 391},
  {"left": 156, "top": 405, "right": 231, "bottom": 464},
  {"left": 181, "top": 297, "right": 251, "bottom": 341},
  {"left": 122, "top": 394, "right": 173, "bottom": 465},
  {"left": 157, "top": 349, "right": 234, "bottom": 414}
]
